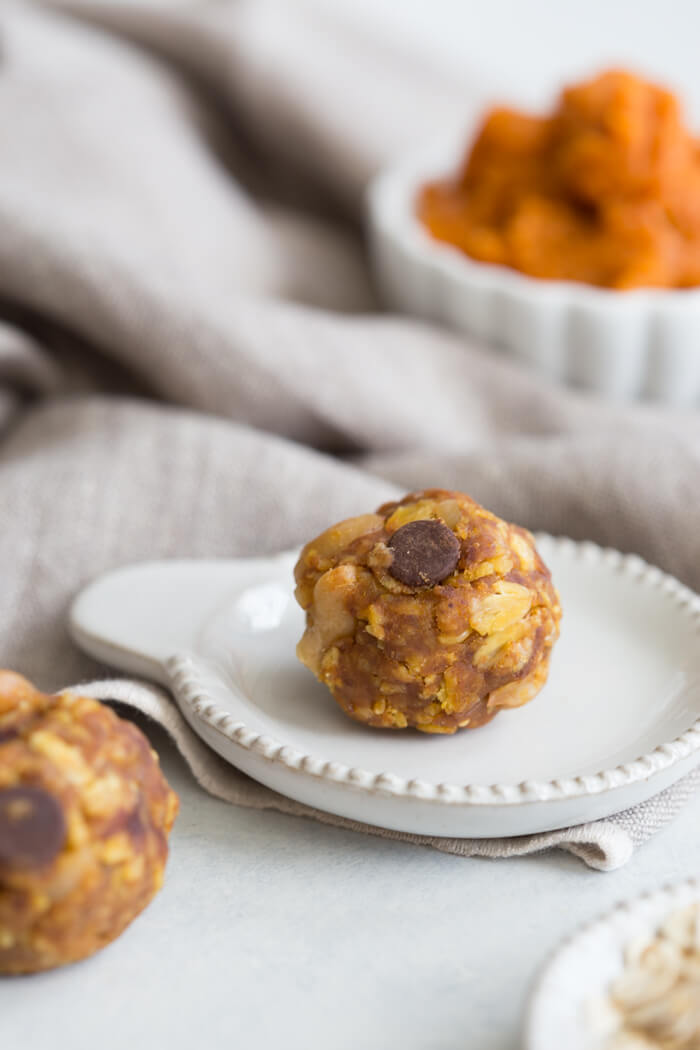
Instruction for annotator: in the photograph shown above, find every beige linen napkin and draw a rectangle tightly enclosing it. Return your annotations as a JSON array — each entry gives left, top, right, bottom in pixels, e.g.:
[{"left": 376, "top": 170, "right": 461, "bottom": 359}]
[{"left": 0, "top": 1, "right": 698, "bottom": 870}]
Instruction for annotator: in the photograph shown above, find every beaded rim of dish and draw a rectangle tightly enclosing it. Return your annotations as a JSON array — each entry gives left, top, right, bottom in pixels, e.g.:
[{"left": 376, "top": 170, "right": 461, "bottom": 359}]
[
  {"left": 164, "top": 535, "right": 700, "bottom": 807},
  {"left": 523, "top": 876, "right": 700, "bottom": 1050}
]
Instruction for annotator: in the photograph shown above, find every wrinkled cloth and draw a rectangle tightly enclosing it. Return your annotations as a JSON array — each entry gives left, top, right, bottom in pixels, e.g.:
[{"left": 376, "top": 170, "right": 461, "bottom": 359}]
[{"left": 1, "top": 0, "right": 699, "bottom": 871}]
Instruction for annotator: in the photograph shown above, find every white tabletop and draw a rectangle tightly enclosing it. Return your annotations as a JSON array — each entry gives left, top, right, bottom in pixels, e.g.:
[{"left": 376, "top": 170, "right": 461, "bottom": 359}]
[{"left": 2, "top": 720, "right": 699, "bottom": 1050}]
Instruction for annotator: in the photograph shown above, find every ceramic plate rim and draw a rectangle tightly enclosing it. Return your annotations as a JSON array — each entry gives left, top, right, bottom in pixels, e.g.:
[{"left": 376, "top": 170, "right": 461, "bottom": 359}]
[{"left": 161, "top": 536, "right": 700, "bottom": 808}]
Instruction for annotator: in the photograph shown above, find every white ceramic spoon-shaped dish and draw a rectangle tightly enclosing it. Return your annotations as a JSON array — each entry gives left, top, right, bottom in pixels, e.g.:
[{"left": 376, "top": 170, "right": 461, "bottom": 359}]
[{"left": 69, "top": 537, "right": 700, "bottom": 838}]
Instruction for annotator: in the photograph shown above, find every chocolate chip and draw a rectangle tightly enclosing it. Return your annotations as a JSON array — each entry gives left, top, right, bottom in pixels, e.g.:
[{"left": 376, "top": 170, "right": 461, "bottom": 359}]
[
  {"left": 125, "top": 806, "right": 144, "bottom": 841},
  {"left": 0, "top": 786, "right": 66, "bottom": 868},
  {"left": 0, "top": 726, "right": 18, "bottom": 744},
  {"left": 388, "top": 519, "right": 461, "bottom": 587}
]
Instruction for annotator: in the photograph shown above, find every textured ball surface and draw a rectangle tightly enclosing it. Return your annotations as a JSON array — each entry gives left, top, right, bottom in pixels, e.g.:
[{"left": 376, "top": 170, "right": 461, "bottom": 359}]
[
  {"left": 0, "top": 671, "right": 178, "bottom": 974},
  {"left": 294, "top": 489, "right": 561, "bottom": 734}
]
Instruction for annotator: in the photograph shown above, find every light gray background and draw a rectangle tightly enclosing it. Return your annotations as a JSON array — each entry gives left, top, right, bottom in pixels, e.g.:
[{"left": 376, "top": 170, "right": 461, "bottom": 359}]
[
  {"left": 3, "top": 2, "right": 700, "bottom": 1047},
  {"left": 309, "top": 0, "right": 700, "bottom": 118}
]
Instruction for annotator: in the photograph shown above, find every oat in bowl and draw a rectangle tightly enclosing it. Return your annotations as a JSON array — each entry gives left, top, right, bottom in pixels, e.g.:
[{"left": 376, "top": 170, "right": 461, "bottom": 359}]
[
  {"left": 526, "top": 882, "right": 700, "bottom": 1050},
  {"left": 369, "top": 70, "right": 700, "bottom": 403},
  {"left": 294, "top": 488, "right": 561, "bottom": 734},
  {"left": 596, "top": 901, "right": 700, "bottom": 1049}
]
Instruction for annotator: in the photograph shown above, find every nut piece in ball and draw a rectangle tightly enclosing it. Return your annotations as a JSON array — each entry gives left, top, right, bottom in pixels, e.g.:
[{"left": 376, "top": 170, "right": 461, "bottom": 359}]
[
  {"left": 294, "top": 489, "right": 561, "bottom": 734},
  {"left": 0, "top": 671, "right": 178, "bottom": 974}
]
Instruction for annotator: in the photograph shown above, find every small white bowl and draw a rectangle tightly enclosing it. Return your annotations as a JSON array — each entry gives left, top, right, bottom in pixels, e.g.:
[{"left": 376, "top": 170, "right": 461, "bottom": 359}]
[
  {"left": 524, "top": 877, "right": 700, "bottom": 1050},
  {"left": 367, "top": 137, "right": 700, "bottom": 405}
]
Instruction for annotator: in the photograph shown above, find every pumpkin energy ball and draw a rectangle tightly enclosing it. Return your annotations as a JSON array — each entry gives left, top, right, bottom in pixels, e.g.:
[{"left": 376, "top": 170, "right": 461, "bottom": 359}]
[
  {"left": 294, "top": 490, "right": 561, "bottom": 734},
  {"left": 0, "top": 671, "right": 178, "bottom": 974}
]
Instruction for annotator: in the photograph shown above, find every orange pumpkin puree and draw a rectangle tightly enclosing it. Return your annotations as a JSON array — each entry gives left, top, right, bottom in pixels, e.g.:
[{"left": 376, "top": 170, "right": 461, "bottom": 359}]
[{"left": 418, "top": 71, "right": 700, "bottom": 289}]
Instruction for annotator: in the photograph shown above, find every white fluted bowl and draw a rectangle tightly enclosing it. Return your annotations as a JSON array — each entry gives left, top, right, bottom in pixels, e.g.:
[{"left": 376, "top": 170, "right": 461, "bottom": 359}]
[{"left": 367, "top": 140, "right": 700, "bottom": 405}]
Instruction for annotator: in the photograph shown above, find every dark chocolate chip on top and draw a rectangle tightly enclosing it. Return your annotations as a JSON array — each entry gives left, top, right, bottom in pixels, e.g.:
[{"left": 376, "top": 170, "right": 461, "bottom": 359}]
[
  {"left": 388, "top": 519, "right": 461, "bottom": 587},
  {"left": 0, "top": 786, "right": 67, "bottom": 868}
]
